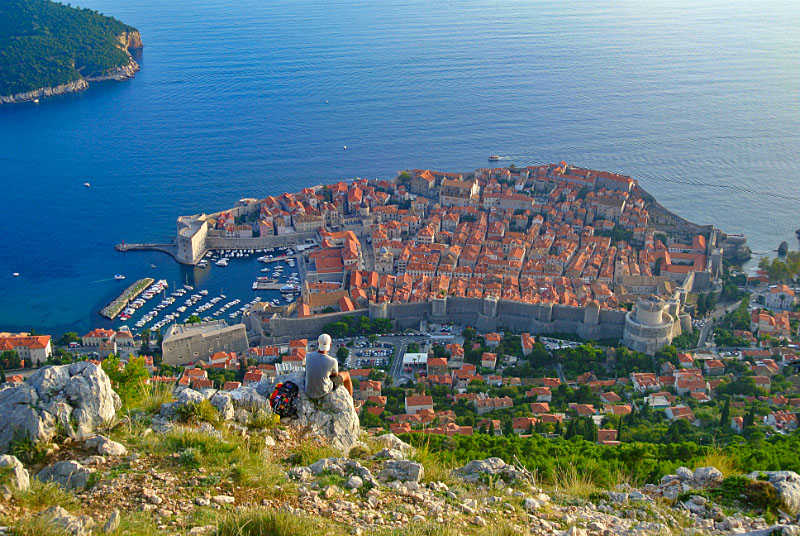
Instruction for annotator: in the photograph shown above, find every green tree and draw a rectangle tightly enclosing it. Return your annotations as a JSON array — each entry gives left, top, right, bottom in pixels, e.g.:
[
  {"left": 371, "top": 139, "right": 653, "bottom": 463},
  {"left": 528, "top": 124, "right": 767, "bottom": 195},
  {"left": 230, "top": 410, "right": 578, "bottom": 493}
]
[
  {"left": 719, "top": 399, "right": 731, "bottom": 428},
  {"left": 57, "top": 332, "right": 81, "bottom": 346},
  {"left": 336, "top": 346, "right": 349, "bottom": 367},
  {"left": 0, "top": 366, "right": 5, "bottom": 383},
  {"left": 0, "top": 350, "right": 20, "bottom": 369},
  {"left": 187, "top": 315, "right": 202, "bottom": 324}
]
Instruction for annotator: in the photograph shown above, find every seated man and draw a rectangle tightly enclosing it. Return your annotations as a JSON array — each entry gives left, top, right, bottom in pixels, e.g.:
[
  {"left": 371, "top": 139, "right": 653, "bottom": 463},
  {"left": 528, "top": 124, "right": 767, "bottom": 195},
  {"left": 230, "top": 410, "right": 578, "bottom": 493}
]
[{"left": 305, "top": 333, "right": 353, "bottom": 399}]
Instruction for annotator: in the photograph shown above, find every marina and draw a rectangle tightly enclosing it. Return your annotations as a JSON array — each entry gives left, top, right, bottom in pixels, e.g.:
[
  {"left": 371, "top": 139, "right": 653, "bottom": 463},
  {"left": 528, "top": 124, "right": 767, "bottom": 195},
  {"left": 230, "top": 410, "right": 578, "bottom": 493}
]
[
  {"left": 99, "top": 277, "right": 154, "bottom": 320},
  {"left": 109, "top": 246, "right": 303, "bottom": 334}
]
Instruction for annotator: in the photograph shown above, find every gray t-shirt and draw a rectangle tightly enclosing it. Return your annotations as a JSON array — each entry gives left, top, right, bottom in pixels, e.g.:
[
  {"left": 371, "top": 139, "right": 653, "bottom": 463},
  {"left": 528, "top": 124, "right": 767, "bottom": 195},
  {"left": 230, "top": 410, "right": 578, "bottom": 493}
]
[{"left": 305, "top": 350, "right": 338, "bottom": 399}]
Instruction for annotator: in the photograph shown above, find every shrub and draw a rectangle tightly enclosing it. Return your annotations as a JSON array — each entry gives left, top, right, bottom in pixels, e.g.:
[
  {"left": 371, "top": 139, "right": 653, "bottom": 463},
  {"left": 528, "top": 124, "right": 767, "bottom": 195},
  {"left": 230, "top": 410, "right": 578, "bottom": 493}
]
[
  {"left": 174, "top": 400, "right": 221, "bottom": 426},
  {"left": 249, "top": 408, "right": 280, "bottom": 430}
]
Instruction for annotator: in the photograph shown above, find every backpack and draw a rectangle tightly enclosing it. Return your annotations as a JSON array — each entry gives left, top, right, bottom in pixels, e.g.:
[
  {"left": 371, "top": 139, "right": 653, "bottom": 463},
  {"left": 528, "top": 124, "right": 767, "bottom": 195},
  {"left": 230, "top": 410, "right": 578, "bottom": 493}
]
[{"left": 269, "top": 380, "right": 299, "bottom": 418}]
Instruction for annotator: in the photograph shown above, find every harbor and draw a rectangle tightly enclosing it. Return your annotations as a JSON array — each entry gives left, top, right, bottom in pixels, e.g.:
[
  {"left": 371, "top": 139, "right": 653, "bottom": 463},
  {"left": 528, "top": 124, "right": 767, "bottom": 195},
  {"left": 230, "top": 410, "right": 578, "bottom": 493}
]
[
  {"left": 103, "top": 246, "right": 304, "bottom": 335},
  {"left": 99, "top": 277, "right": 154, "bottom": 320}
]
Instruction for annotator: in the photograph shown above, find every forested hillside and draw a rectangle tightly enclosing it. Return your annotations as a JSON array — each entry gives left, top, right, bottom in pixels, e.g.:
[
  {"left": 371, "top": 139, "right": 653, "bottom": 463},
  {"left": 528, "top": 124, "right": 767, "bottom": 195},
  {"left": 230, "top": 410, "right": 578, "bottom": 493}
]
[{"left": 0, "top": 0, "right": 138, "bottom": 95}]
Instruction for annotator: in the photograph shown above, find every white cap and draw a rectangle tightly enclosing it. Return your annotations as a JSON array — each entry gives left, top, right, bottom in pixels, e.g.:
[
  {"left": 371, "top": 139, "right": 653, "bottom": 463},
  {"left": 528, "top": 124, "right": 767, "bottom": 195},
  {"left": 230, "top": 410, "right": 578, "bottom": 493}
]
[{"left": 318, "top": 333, "right": 331, "bottom": 352}]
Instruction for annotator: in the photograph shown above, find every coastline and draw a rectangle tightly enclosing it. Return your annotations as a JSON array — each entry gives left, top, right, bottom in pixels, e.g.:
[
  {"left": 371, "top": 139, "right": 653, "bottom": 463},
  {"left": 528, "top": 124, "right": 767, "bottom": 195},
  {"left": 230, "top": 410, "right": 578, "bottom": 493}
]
[{"left": 0, "top": 30, "right": 143, "bottom": 105}]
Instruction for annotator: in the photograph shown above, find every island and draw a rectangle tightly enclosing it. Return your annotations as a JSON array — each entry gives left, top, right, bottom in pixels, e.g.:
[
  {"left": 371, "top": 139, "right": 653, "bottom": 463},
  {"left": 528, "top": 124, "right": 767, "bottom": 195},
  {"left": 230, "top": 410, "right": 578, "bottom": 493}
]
[{"left": 0, "top": 0, "right": 143, "bottom": 104}]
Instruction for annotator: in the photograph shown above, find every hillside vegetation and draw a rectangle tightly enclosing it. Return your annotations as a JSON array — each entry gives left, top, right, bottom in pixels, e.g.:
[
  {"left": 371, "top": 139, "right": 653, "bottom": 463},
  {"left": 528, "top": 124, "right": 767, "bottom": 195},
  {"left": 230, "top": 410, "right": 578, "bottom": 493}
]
[{"left": 0, "top": 0, "right": 138, "bottom": 95}]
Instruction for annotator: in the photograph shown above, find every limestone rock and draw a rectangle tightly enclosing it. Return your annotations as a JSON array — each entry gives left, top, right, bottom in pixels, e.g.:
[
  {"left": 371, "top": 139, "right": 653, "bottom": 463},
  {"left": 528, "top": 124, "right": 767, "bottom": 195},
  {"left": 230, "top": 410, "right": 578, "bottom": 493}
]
[
  {"left": 675, "top": 466, "right": 694, "bottom": 481},
  {"left": 0, "top": 454, "right": 29, "bottom": 491},
  {"left": 36, "top": 460, "right": 94, "bottom": 490},
  {"left": 160, "top": 388, "right": 204, "bottom": 419},
  {"left": 693, "top": 467, "right": 723, "bottom": 488},
  {"left": 747, "top": 471, "right": 800, "bottom": 515},
  {"left": 379, "top": 460, "right": 424, "bottom": 483},
  {"left": 372, "top": 448, "right": 406, "bottom": 461},
  {"left": 346, "top": 475, "right": 364, "bottom": 489},
  {"left": 373, "top": 433, "right": 416, "bottom": 456},
  {"left": 209, "top": 391, "right": 235, "bottom": 421},
  {"left": 102, "top": 509, "right": 121, "bottom": 533},
  {"left": 84, "top": 434, "right": 127, "bottom": 456},
  {"left": 37, "top": 506, "right": 95, "bottom": 536},
  {"left": 212, "top": 495, "right": 235, "bottom": 504},
  {"left": 263, "top": 373, "right": 360, "bottom": 453},
  {"left": 0, "top": 362, "right": 119, "bottom": 453},
  {"left": 451, "top": 457, "right": 525, "bottom": 484}
]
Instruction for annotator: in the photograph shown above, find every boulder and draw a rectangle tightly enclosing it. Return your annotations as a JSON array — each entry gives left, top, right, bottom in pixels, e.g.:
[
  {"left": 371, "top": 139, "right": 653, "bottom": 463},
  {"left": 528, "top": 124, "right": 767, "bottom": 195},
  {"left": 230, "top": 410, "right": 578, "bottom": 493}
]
[
  {"left": 372, "top": 448, "right": 406, "bottom": 461},
  {"left": 227, "top": 386, "right": 269, "bottom": 412},
  {"left": 209, "top": 392, "right": 234, "bottom": 421},
  {"left": 747, "top": 471, "right": 800, "bottom": 515},
  {"left": 452, "top": 457, "right": 525, "bottom": 484},
  {"left": 379, "top": 460, "right": 424, "bottom": 483},
  {"left": 373, "top": 433, "right": 416, "bottom": 457},
  {"left": 0, "top": 454, "right": 30, "bottom": 491},
  {"left": 675, "top": 466, "right": 694, "bottom": 481},
  {"left": 262, "top": 373, "right": 360, "bottom": 453},
  {"left": 693, "top": 467, "right": 724, "bottom": 488},
  {"left": 36, "top": 460, "right": 94, "bottom": 490},
  {"left": 84, "top": 434, "right": 127, "bottom": 457},
  {"left": 38, "top": 506, "right": 95, "bottom": 536},
  {"left": 102, "top": 509, "right": 121, "bottom": 534},
  {"left": 0, "top": 363, "right": 120, "bottom": 453},
  {"left": 160, "top": 388, "right": 205, "bottom": 419}
]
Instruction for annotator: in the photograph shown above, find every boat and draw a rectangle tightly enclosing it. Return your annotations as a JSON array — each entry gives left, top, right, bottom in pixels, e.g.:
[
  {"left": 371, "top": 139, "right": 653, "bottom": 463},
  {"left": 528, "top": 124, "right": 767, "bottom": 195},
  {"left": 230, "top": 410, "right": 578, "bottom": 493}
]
[
  {"left": 84, "top": 182, "right": 91, "bottom": 187},
  {"left": 12, "top": 272, "right": 19, "bottom": 277},
  {"left": 488, "top": 155, "right": 500, "bottom": 161},
  {"left": 33, "top": 98, "right": 39, "bottom": 104},
  {"left": 114, "top": 274, "right": 126, "bottom": 280},
  {"left": 150, "top": 264, "right": 156, "bottom": 269},
  {"left": 343, "top": 145, "right": 347, "bottom": 150}
]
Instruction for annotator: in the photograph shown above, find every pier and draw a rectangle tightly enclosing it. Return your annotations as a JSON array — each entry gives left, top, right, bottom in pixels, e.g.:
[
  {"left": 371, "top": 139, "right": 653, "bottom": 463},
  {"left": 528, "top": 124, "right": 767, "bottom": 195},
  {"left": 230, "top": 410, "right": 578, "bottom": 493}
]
[
  {"left": 100, "top": 278, "right": 154, "bottom": 319},
  {"left": 115, "top": 242, "right": 178, "bottom": 260}
]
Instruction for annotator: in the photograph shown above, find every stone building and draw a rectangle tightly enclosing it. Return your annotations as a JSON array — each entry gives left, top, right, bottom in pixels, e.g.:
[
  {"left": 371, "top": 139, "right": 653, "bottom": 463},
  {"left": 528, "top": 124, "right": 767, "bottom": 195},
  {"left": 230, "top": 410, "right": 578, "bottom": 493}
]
[
  {"left": 161, "top": 320, "right": 248, "bottom": 366},
  {"left": 622, "top": 296, "right": 683, "bottom": 355}
]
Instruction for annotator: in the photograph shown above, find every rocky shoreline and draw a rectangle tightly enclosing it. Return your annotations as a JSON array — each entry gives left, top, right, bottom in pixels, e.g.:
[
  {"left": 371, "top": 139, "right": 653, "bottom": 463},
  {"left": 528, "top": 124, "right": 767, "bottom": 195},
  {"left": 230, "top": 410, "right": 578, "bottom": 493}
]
[{"left": 0, "top": 30, "right": 142, "bottom": 105}]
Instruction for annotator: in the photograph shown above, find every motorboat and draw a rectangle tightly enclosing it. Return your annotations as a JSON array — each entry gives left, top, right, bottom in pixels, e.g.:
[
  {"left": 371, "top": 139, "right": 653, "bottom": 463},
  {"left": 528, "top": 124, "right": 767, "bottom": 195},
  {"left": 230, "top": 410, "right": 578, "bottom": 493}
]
[
  {"left": 114, "top": 274, "right": 126, "bottom": 280},
  {"left": 488, "top": 155, "right": 500, "bottom": 161}
]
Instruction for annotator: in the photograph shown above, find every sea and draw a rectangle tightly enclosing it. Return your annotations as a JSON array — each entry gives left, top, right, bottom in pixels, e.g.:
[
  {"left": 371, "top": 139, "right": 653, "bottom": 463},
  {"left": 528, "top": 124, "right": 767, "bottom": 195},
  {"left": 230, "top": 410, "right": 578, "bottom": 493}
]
[{"left": 0, "top": 0, "right": 798, "bottom": 335}]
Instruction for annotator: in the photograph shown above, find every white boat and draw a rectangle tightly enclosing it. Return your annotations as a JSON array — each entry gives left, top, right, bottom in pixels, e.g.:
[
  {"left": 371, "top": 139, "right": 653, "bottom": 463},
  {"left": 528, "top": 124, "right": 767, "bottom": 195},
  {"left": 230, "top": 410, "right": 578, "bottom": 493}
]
[
  {"left": 12, "top": 272, "right": 19, "bottom": 277},
  {"left": 114, "top": 274, "right": 126, "bottom": 280},
  {"left": 83, "top": 182, "right": 91, "bottom": 187},
  {"left": 33, "top": 98, "right": 39, "bottom": 104}
]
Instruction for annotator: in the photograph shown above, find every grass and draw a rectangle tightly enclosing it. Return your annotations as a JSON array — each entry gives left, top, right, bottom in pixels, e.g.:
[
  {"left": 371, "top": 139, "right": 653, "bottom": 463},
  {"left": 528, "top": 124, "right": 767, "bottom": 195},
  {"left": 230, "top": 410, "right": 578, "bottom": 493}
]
[
  {"left": 174, "top": 399, "right": 222, "bottom": 427},
  {"left": 410, "top": 438, "right": 457, "bottom": 485},
  {"left": 215, "top": 508, "right": 349, "bottom": 536},
  {"left": 248, "top": 408, "right": 280, "bottom": 430},
  {"left": 127, "top": 382, "right": 175, "bottom": 414},
  {"left": 9, "top": 515, "right": 70, "bottom": 536},
  {"left": 283, "top": 441, "right": 338, "bottom": 467},
  {"left": 550, "top": 464, "right": 601, "bottom": 499},
  {"left": 694, "top": 449, "right": 738, "bottom": 478},
  {"left": 106, "top": 511, "right": 162, "bottom": 536},
  {"left": 12, "top": 479, "right": 81, "bottom": 512}
]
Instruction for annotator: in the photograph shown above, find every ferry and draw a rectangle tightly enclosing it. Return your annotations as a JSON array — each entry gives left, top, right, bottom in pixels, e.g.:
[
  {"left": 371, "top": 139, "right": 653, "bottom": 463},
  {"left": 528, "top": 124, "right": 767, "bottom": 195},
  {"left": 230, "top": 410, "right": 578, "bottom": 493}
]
[
  {"left": 488, "top": 155, "right": 500, "bottom": 161},
  {"left": 114, "top": 274, "right": 126, "bottom": 280}
]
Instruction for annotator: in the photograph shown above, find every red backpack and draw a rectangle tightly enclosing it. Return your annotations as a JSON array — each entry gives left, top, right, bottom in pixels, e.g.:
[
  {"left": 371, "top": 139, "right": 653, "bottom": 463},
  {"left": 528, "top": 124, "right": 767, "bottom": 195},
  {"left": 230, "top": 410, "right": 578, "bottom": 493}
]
[{"left": 269, "top": 381, "right": 299, "bottom": 418}]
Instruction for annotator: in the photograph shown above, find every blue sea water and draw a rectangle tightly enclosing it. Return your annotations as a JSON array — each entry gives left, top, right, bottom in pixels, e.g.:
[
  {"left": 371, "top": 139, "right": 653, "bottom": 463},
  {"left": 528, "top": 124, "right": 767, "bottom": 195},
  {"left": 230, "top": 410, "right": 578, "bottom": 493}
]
[{"left": 0, "top": 0, "right": 798, "bottom": 335}]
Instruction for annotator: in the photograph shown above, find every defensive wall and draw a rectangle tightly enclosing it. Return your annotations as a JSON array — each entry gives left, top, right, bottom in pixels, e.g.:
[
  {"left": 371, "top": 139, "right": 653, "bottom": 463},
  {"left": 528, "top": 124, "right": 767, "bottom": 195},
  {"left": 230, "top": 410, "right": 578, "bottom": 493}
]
[{"left": 264, "top": 295, "right": 627, "bottom": 343}]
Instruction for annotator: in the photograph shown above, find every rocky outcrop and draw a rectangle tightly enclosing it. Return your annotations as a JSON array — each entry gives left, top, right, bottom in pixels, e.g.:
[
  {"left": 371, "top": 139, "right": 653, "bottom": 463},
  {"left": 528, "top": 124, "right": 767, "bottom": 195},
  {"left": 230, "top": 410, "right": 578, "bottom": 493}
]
[
  {"left": 118, "top": 30, "right": 143, "bottom": 49},
  {"left": 256, "top": 373, "right": 361, "bottom": 453},
  {"left": 452, "top": 457, "right": 528, "bottom": 484},
  {"left": 37, "top": 505, "right": 95, "bottom": 536},
  {"left": 0, "top": 79, "right": 89, "bottom": 104},
  {"left": 36, "top": 460, "right": 94, "bottom": 490},
  {"left": 747, "top": 471, "right": 800, "bottom": 515},
  {"left": 0, "top": 362, "right": 120, "bottom": 454},
  {"left": 0, "top": 454, "right": 30, "bottom": 491},
  {"left": 86, "top": 59, "right": 140, "bottom": 82}
]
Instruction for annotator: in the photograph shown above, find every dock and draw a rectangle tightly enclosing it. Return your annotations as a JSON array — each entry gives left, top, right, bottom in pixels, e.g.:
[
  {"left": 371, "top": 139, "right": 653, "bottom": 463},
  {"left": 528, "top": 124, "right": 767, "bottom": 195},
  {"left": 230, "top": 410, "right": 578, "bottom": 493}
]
[
  {"left": 252, "top": 281, "right": 300, "bottom": 290},
  {"left": 115, "top": 242, "right": 178, "bottom": 260},
  {"left": 100, "top": 278, "right": 154, "bottom": 319}
]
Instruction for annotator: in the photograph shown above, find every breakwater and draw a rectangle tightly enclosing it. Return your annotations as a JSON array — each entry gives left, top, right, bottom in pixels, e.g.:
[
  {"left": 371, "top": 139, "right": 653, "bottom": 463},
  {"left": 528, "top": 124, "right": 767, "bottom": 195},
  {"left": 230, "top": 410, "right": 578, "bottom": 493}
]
[{"left": 100, "top": 278, "right": 154, "bottom": 320}]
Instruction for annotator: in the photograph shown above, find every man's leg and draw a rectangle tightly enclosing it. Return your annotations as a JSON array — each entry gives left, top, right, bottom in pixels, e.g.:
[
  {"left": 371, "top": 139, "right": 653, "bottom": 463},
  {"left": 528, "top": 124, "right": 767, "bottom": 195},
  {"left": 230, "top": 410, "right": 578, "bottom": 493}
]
[{"left": 338, "top": 371, "right": 353, "bottom": 397}]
